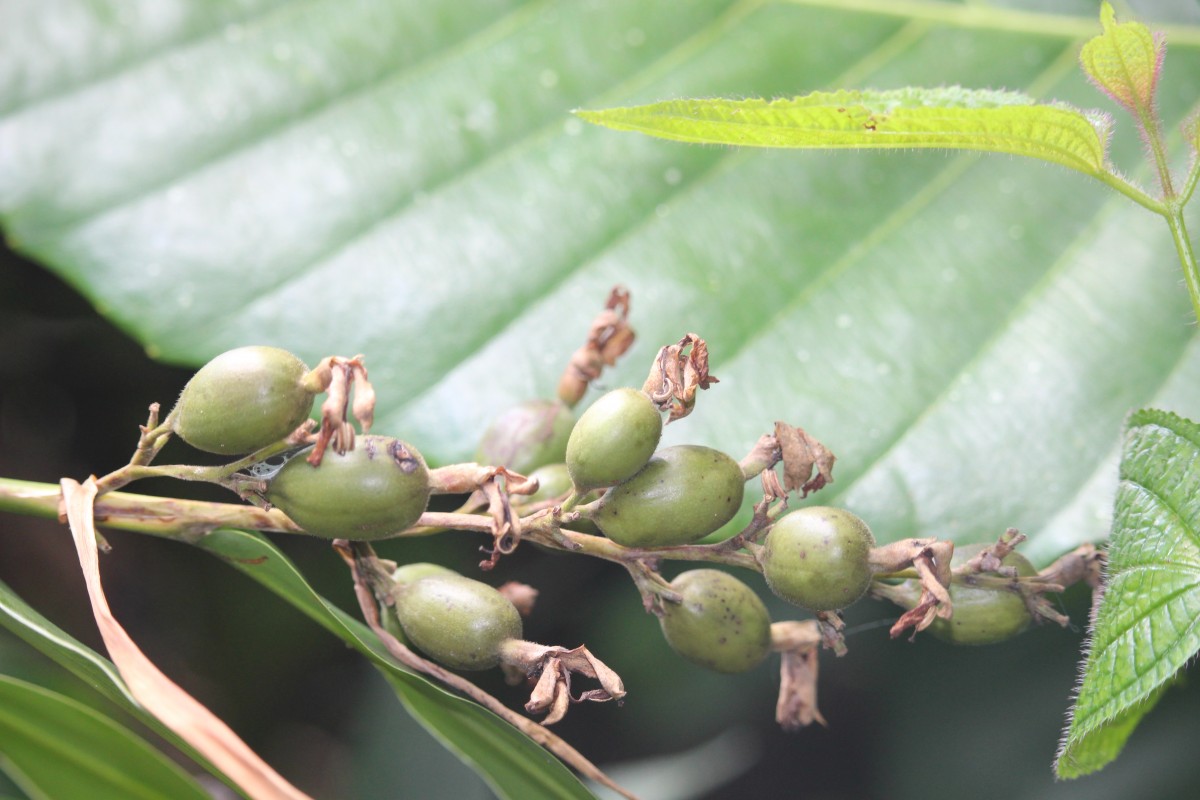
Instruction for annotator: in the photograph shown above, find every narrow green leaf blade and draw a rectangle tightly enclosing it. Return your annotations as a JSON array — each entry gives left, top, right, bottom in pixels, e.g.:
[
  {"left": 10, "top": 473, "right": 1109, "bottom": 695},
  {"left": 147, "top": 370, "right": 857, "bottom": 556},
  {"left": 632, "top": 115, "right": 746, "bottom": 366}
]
[
  {"left": 576, "top": 87, "right": 1111, "bottom": 176},
  {"left": 0, "top": 675, "right": 210, "bottom": 800},
  {"left": 1079, "top": 2, "right": 1163, "bottom": 115},
  {"left": 0, "top": 578, "right": 237, "bottom": 794},
  {"left": 195, "top": 529, "right": 595, "bottom": 800},
  {"left": 1056, "top": 409, "right": 1200, "bottom": 778}
]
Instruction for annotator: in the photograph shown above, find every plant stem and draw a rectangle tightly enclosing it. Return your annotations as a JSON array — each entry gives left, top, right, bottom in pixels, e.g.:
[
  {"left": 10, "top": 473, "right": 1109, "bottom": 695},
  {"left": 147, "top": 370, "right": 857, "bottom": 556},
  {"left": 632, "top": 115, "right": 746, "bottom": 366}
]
[
  {"left": 1124, "top": 96, "right": 1200, "bottom": 322},
  {"left": 1093, "top": 169, "right": 1167, "bottom": 215},
  {"left": 0, "top": 477, "right": 300, "bottom": 541},
  {"left": 1166, "top": 206, "right": 1200, "bottom": 322},
  {"left": 0, "top": 477, "right": 761, "bottom": 571}
]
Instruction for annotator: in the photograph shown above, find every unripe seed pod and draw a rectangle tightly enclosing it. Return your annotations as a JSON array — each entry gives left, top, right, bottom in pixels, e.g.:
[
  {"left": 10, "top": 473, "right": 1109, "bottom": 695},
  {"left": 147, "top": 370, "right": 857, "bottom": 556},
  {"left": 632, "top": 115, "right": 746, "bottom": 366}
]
[
  {"left": 513, "top": 463, "right": 574, "bottom": 507},
  {"left": 475, "top": 399, "right": 575, "bottom": 475},
  {"left": 381, "top": 563, "right": 459, "bottom": 643},
  {"left": 760, "top": 506, "right": 875, "bottom": 612},
  {"left": 266, "top": 435, "right": 431, "bottom": 540},
  {"left": 592, "top": 445, "right": 745, "bottom": 547},
  {"left": 927, "top": 544, "right": 1036, "bottom": 645},
  {"left": 566, "top": 388, "right": 662, "bottom": 491},
  {"left": 391, "top": 562, "right": 457, "bottom": 586},
  {"left": 659, "top": 569, "right": 771, "bottom": 673},
  {"left": 392, "top": 574, "right": 523, "bottom": 670},
  {"left": 173, "top": 346, "right": 316, "bottom": 455}
]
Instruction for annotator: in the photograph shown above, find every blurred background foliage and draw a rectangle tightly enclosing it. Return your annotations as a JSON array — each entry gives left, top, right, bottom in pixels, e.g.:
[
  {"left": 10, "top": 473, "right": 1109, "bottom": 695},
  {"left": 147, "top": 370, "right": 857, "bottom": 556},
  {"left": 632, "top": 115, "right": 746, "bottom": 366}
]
[{"left": 3, "top": 0, "right": 1200, "bottom": 797}]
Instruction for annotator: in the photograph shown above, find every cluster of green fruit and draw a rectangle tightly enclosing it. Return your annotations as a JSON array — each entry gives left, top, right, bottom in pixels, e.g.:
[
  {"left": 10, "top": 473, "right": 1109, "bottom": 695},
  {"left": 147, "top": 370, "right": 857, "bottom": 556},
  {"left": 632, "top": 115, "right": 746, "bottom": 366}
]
[{"left": 165, "top": 339, "right": 1048, "bottom": 713}]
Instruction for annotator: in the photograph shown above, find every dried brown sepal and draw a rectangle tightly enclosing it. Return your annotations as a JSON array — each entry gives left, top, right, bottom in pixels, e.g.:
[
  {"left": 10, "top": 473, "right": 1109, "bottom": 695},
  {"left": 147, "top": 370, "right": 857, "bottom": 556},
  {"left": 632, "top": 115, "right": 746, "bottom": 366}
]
[
  {"left": 869, "top": 538, "right": 954, "bottom": 639},
  {"left": 556, "top": 286, "right": 636, "bottom": 407},
  {"left": 1036, "top": 542, "right": 1105, "bottom": 592},
  {"left": 961, "top": 528, "right": 1026, "bottom": 576},
  {"left": 500, "top": 640, "right": 627, "bottom": 726},
  {"left": 527, "top": 663, "right": 573, "bottom": 725},
  {"left": 771, "top": 621, "right": 826, "bottom": 730},
  {"left": 815, "top": 610, "right": 848, "bottom": 657},
  {"left": 641, "top": 333, "right": 718, "bottom": 423},
  {"left": 498, "top": 581, "right": 539, "bottom": 617},
  {"left": 350, "top": 360, "right": 376, "bottom": 434},
  {"left": 739, "top": 433, "right": 781, "bottom": 481},
  {"left": 307, "top": 356, "right": 371, "bottom": 466},
  {"left": 774, "top": 422, "right": 836, "bottom": 497},
  {"left": 422, "top": 464, "right": 537, "bottom": 568}
]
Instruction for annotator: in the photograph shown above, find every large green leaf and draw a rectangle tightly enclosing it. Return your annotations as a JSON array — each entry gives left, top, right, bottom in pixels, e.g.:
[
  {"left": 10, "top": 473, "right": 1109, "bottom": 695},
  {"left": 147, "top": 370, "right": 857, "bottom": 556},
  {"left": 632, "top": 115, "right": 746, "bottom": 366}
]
[
  {"left": 4, "top": 1, "right": 1200, "bottom": 793},
  {"left": 1057, "top": 409, "right": 1200, "bottom": 778},
  {"left": 3, "top": 1, "right": 1200, "bottom": 565},
  {"left": 0, "top": 675, "right": 210, "bottom": 800}
]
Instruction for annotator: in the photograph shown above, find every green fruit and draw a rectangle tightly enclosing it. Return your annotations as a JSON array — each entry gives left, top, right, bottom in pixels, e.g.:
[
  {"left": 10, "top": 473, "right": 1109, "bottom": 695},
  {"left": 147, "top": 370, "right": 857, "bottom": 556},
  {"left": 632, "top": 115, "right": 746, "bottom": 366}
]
[
  {"left": 266, "top": 435, "right": 430, "bottom": 540},
  {"left": 928, "top": 544, "right": 1036, "bottom": 645},
  {"left": 592, "top": 445, "right": 745, "bottom": 547},
  {"left": 566, "top": 388, "right": 662, "bottom": 491},
  {"left": 382, "top": 564, "right": 459, "bottom": 643},
  {"left": 174, "top": 346, "right": 316, "bottom": 455},
  {"left": 760, "top": 506, "right": 876, "bottom": 611},
  {"left": 392, "top": 574, "right": 523, "bottom": 670},
  {"left": 391, "top": 562, "right": 457, "bottom": 585},
  {"left": 513, "top": 463, "right": 574, "bottom": 506},
  {"left": 476, "top": 399, "right": 574, "bottom": 475},
  {"left": 659, "top": 570, "right": 771, "bottom": 673}
]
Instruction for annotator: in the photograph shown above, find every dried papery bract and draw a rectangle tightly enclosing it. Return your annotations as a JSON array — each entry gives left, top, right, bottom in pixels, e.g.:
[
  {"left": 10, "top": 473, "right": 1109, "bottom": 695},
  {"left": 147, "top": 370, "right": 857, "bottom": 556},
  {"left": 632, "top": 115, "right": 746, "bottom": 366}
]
[
  {"left": 427, "top": 463, "right": 537, "bottom": 568},
  {"left": 498, "top": 581, "right": 540, "bottom": 617},
  {"left": 771, "top": 621, "right": 826, "bottom": 730},
  {"left": 557, "top": 285, "right": 636, "bottom": 407},
  {"left": 307, "top": 355, "right": 374, "bottom": 466},
  {"left": 867, "top": 537, "right": 955, "bottom": 639},
  {"left": 499, "top": 640, "right": 626, "bottom": 726},
  {"left": 641, "top": 333, "right": 718, "bottom": 422},
  {"left": 774, "top": 421, "right": 836, "bottom": 497},
  {"left": 61, "top": 479, "right": 312, "bottom": 800}
]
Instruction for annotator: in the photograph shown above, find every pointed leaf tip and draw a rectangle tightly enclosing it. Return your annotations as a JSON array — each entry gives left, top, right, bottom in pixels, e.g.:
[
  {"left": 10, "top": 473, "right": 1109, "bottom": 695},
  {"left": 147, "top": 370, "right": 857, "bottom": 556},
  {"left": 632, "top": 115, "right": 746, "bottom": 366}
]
[
  {"left": 1080, "top": 1, "right": 1164, "bottom": 115},
  {"left": 578, "top": 88, "right": 1110, "bottom": 177}
]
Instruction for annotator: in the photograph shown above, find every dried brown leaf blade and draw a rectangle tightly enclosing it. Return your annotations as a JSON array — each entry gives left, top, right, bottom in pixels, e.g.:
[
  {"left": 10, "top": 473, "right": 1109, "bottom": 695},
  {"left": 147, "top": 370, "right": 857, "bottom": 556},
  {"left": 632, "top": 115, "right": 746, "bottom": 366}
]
[{"left": 60, "top": 477, "right": 311, "bottom": 800}]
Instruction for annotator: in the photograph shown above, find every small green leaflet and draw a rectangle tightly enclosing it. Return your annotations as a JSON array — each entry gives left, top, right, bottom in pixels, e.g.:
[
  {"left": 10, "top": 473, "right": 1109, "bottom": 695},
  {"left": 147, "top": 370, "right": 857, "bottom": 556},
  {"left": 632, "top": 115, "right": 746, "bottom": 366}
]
[
  {"left": 1056, "top": 409, "right": 1200, "bottom": 778},
  {"left": 1079, "top": 1, "right": 1163, "bottom": 116},
  {"left": 576, "top": 87, "right": 1112, "bottom": 178}
]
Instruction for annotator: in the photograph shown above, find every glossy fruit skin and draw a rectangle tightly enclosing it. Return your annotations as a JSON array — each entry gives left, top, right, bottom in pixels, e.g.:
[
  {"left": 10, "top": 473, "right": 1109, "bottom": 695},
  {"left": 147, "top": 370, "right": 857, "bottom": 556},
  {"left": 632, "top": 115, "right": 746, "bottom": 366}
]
[
  {"left": 266, "top": 435, "right": 430, "bottom": 540},
  {"left": 593, "top": 445, "right": 745, "bottom": 547},
  {"left": 476, "top": 399, "right": 574, "bottom": 475},
  {"left": 566, "top": 388, "right": 662, "bottom": 491},
  {"left": 392, "top": 574, "right": 523, "bottom": 670},
  {"left": 760, "top": 506, "right": 876, "bottom": 611},
  {"left": 391, "top": 562, "right": 457, "bottom": 586},
  {"left": 658, "top": 570, "right": 771, "bottom": 673},
  {"left": 382, "top": 564, "right": 459, "bottom": 642},
  {"left": 929, "top": 544, "right": 1036, "bottom": 645},
  {"left": 174, "top": 346, "right": 315, "bottom": 455}
]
